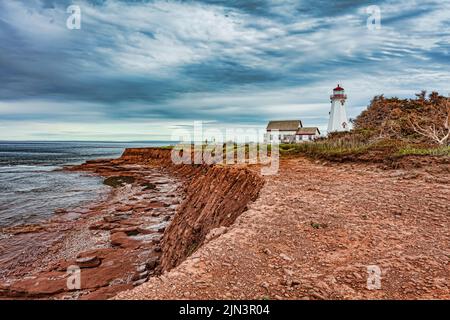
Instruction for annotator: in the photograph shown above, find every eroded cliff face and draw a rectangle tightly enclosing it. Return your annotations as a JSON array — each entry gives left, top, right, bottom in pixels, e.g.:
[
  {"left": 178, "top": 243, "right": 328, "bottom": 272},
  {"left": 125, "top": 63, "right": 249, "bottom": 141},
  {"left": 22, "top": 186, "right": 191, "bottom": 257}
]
[
  {"left": 160, "top": 165, "right": 264, "bottom": 271},
  {"left": 119, "top": 148, "right": 173, "bottom": 166},
  {"left": 119, "top": 148, "right": 265, "bottom": 271}
]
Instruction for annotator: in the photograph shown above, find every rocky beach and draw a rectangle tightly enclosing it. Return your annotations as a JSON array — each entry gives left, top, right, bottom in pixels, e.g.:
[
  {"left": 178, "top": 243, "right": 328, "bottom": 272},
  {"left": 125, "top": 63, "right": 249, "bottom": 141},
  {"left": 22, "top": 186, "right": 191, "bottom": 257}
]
[{"left": 0, "top": 149, "right": 183, "bottom": 298}]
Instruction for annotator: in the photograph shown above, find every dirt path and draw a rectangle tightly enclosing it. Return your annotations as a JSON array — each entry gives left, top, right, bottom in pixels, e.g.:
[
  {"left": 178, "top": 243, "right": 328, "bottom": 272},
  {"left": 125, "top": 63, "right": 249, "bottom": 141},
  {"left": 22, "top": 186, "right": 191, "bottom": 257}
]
[{"left": 116, "top": 157, "right": 449, "bottom": 299}]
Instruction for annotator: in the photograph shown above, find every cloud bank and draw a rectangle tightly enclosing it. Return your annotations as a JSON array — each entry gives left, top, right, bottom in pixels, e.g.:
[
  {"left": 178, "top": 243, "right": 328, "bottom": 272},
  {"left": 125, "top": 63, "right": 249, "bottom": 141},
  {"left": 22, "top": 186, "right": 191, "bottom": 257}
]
[{"left": 0, "top": 0, "right": 449, "bottom": 140}]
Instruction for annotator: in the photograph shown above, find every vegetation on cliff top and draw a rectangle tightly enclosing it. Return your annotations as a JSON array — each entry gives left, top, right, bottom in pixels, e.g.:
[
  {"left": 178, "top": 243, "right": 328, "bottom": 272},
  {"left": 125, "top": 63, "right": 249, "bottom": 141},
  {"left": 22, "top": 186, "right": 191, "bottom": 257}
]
[
  {"left": 281, "top": 91, "right": 450, "bottom": 163},
  {"left": 354, "top": 91, "right": 450, "bottom": 145},
  {"left": 153, "top": 92, "right": 450, "bottom": 165}
]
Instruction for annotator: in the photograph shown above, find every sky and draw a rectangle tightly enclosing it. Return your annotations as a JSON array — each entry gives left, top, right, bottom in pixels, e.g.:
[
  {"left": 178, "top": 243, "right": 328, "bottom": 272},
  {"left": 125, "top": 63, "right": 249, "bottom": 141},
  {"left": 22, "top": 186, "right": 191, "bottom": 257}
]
[{"left": 0, "top": 0, "right": 449, "bottom": 141}]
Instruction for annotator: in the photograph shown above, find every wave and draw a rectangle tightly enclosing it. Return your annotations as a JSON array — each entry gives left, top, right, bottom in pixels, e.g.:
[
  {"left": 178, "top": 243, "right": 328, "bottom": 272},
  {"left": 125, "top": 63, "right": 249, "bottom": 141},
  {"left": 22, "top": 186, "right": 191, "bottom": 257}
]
[{"left": 0, "top": 165, "right": 59, "bottom": 173}]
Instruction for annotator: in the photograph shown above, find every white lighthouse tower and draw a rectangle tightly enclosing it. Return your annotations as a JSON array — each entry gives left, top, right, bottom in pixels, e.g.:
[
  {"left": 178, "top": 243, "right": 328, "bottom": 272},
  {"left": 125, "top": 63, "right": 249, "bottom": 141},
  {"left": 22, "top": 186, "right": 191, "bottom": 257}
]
[{"left": 327, "top": 84, "right": 350, "bottom": 133}]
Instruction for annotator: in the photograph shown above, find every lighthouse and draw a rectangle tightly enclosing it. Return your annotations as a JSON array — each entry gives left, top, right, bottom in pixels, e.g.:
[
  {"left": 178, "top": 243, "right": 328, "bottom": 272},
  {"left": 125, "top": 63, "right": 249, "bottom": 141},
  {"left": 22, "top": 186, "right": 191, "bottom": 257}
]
[{"left": 327, "top": 84, "right": 350, "bottom": 133}]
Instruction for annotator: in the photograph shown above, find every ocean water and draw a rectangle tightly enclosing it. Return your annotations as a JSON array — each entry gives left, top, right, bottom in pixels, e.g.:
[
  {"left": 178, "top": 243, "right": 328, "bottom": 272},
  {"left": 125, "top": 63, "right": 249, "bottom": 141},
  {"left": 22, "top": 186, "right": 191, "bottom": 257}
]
[{"left": 0, "top": 141, "right": 171, "bottom": 227}]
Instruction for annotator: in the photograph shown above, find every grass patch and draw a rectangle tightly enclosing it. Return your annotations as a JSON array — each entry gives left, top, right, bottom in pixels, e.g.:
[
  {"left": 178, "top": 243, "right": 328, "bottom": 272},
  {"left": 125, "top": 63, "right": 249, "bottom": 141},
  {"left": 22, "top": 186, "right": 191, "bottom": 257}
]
[
  {"left": 278, "top": 133, "right": 450, "bottom": 163},
  {"left": 166, "top": 139, "right": 449, "bottom": 164},
  {"left": 279, "top": 140, "right": 371, "bottom": 158},
  {"left": 396, "top": 146, "right": 450, "bottom": 156},
  {"left": 279, "top": 131, "right": 377, "bottom": 158}
]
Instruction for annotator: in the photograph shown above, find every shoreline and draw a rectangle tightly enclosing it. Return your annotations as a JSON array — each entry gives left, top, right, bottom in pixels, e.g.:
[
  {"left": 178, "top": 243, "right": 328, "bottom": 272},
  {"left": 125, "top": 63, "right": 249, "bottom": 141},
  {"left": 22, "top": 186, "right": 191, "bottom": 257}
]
[
  {"left": 0, "top": 165, "right": 109, "bottom": 229},
  {"left": 0, "top": 147, "right": 264, "bottom": 299},
  {"left": 0, "top": 150, "right": 185, "bottom": 299},
  {"left": 1, "top": 148, "right": 448, "bottom": 300}
]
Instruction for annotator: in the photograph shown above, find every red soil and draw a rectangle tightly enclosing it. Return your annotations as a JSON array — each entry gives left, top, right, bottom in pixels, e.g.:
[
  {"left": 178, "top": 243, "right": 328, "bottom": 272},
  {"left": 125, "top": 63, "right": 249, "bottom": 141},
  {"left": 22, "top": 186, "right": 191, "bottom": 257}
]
[{"left": 116, "top": 157, "right": 449, "bottom": 300}]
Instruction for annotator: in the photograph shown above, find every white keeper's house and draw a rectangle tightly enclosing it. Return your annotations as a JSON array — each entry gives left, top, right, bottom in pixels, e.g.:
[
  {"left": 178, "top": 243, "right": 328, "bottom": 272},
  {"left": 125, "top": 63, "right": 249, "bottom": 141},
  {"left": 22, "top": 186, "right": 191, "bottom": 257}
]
[{"left": 264, "top": 120, "right": 320, "bottom": 144}]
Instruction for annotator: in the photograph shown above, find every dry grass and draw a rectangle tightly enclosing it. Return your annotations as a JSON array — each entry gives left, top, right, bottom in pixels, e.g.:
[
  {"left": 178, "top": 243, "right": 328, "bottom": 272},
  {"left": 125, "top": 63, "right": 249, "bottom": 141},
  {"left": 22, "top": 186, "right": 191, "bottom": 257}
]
[{"left": 279, "top": 131, "right": 449, "bottom": 163}]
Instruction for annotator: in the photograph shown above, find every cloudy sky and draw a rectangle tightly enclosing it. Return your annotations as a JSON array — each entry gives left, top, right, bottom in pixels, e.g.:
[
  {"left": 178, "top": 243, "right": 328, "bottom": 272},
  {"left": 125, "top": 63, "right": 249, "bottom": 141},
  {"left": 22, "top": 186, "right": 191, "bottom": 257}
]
[{"left": 1, "top": 0, "right": 449, "bottom": 141}]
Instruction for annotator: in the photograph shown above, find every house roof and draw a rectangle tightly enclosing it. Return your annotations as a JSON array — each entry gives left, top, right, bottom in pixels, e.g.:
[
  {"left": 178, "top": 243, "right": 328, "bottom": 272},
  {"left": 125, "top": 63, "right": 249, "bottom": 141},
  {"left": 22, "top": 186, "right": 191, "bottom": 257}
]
[
  {"left": 296, "top": 127, "right": 320, "bottom": 135},
  {"left": 266, "top": 120, "right": 302, "bottom": 131}
]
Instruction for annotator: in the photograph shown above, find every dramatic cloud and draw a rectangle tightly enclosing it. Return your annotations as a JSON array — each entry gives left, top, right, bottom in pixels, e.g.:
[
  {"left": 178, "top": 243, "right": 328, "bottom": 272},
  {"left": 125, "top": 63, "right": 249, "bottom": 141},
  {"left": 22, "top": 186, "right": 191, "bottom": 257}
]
[{"left": 0, "top": 0, "right": 449, "bottom": 140}]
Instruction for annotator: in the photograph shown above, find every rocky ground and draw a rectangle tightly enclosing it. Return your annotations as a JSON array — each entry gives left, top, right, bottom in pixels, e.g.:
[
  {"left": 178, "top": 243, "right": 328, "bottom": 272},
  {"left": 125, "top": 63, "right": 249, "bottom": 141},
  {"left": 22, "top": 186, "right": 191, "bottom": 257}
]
[{"left": 116, "top": 157, "right": 449, "bottom": 300}]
